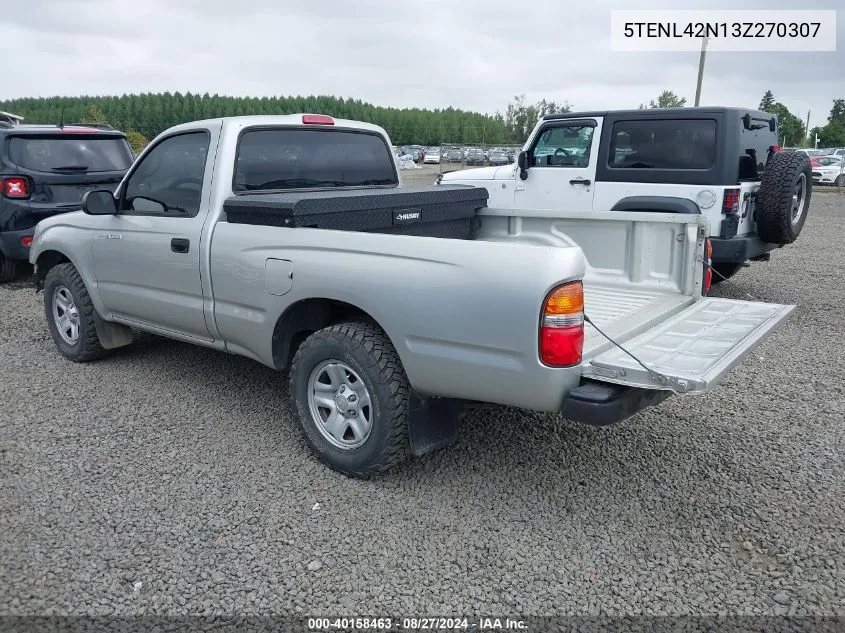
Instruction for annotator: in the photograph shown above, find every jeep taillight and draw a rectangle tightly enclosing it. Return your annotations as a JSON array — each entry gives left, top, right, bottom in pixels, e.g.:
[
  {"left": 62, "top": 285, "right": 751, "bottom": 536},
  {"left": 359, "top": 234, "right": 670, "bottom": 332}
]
[
  {"left": 539, "top": 281, "right": 584, "bottom": 367},
  {"left": 1, "top": 177, "right": 30, "bottom": 199},
  {"left": 722, "top": 188, "right": 740, "bottom": 214}
]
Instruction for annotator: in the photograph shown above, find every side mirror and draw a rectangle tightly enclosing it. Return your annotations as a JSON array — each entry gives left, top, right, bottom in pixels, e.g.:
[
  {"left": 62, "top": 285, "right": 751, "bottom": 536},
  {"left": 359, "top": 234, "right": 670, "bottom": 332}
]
[
  {"left": 517, "top": 151, "right": 529, "bottom": 181},
  {"left": 82, "top": 190, "right": 117, "bottom": 215}
]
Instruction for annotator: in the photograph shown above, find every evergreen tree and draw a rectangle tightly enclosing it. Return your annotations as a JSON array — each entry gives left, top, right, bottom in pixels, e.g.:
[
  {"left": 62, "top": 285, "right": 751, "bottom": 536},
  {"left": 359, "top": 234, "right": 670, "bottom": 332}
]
[{"left": 759, "top": 90, "right": 775, "bottom": 111}]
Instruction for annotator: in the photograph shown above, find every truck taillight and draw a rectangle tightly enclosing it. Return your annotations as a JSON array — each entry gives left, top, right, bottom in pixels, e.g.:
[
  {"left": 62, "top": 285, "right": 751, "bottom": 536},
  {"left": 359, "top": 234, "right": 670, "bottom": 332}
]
[
  {"left": 722, "top": 188, "right": 740, "bottom": 214},
  {"left": 539, "top": 281, "right": 584, "bottom": 367},
  {"left": 2, "top": 176, "right": 30, "bottom": 199}
]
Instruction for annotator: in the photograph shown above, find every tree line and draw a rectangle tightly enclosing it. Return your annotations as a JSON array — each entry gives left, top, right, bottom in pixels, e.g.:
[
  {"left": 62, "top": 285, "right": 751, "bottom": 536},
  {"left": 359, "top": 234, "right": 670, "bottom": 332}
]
[
  {"left": 2, "top": 90, "right": 842, "bottom": 150},
  {"left": 0, "top": 93, "right": 539, "bottom": 148}
]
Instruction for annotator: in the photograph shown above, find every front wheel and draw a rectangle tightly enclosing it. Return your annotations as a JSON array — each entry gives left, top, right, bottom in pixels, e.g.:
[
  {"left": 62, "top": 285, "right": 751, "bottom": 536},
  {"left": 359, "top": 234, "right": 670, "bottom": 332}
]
[
  {"left": 43, "top": 263, "right": 107, "bottom": 362},
  {"left": 289, "top": 321, "right": 410, "bottom": 477}
]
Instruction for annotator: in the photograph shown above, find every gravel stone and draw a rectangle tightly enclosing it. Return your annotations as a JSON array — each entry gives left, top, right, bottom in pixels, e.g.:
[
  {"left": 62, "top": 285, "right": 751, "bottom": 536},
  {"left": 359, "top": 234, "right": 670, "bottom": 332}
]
[{"left": 1, "top": 193, "right": 844, "bottom": 617}]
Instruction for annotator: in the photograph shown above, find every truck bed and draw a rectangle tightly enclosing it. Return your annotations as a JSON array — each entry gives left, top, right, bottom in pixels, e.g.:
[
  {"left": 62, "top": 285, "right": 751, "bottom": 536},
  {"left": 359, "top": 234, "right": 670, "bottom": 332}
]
[{"left": 583, "top": 285, "right": 692, "bottom": 357}]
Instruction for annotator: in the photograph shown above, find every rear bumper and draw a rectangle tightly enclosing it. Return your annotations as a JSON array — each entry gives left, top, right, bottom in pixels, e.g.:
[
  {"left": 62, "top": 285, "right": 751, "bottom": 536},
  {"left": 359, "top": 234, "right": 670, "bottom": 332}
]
[
  {"left": 0, "top": 229, "right": 33, "bottom": 261},
  {"left": 710, "top": 234, "right": 780, "bottom": 263},
  {"left": 561, "top": 379, "right": 672, "bottom": 426}
]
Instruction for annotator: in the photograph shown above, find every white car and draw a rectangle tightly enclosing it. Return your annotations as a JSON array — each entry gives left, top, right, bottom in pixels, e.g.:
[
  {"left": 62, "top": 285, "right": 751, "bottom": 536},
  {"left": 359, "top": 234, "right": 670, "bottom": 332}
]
[
  {"left": 811, "top": 156, "right": 844, "bottom": 186},
  {"left": 424, "top": 148, "right": 441, "bottom": 164}
]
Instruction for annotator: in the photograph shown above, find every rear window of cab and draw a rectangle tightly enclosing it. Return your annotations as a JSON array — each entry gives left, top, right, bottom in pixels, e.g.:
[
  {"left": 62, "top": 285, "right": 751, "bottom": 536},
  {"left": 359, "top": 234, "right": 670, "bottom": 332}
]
[{"left": 233, "top": 128, "right": 398, "bottom": 192}]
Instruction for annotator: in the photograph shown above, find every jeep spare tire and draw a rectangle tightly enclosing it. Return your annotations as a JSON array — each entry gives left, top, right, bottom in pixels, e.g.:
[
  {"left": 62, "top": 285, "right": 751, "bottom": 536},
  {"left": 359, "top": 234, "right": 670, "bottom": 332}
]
[{"left": 755, "top": 151, "right": 812, "bottom": 245}]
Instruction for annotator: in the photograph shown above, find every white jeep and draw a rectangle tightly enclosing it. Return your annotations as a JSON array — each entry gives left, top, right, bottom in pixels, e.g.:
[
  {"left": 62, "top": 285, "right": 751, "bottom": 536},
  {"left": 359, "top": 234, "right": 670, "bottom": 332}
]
[{"left": 439, "top": 107, "right": 812, "bottom": 283}]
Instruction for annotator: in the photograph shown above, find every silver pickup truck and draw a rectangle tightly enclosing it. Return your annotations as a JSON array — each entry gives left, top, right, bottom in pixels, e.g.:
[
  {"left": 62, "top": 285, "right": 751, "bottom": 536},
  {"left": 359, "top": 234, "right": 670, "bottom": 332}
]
[{"left": 30, "top": 114, "right": 795, "bottom": 477}]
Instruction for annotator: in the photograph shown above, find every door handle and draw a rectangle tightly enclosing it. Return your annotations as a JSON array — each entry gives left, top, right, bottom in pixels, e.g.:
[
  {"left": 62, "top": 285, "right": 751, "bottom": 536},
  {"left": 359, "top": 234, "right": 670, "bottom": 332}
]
[
  {"left": 170, "top": 238, "right": 190, "bottom": 253},
  {"left": 569, "top": 177, "right": 592, "bottom": 186}
]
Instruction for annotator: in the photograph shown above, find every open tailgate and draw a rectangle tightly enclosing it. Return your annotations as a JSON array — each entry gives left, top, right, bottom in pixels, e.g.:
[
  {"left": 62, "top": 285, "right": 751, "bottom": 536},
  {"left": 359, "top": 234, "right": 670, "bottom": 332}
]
[{"left": 582, "top": 298, "right": 795, "bottom": 394}]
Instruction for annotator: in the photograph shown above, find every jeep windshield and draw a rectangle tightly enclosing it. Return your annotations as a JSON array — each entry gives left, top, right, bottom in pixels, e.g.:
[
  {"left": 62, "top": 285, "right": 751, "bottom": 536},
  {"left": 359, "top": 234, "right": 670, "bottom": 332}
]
[
  {"left": 8, "top": 135, "right": 134, "bottom": 173},
  {"left": 234, "top": 128, "right": 399, "bottom": 192}
]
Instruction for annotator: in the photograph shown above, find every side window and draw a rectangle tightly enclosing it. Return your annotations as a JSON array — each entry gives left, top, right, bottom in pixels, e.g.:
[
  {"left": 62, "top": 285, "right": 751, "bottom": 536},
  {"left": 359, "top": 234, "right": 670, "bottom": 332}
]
[
  {"left": 608, "top": 119, "right": 716, "bottom": 169},
  {"left": 530, "top": 123, "right": 595, "bottom": 167},
  {"left": 123, "top": 132, "right": 210, "bottom": 216}
]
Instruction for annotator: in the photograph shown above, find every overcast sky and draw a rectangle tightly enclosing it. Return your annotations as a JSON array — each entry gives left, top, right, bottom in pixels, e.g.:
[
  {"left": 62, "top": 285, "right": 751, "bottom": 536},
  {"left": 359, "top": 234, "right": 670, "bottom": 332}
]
[{"left": 2, "top": 0, "right": 842, "bottom": 130}]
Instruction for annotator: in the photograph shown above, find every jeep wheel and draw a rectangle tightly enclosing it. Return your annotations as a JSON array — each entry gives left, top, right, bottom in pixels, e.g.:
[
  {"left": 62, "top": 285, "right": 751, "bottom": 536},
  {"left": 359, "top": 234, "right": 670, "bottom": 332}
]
[
  {"left": 43, "top": 263, "right": 107, "bottom": 362},
  {"left": 289, "top": 321, "right": 410, "bottom": 477},
  {"left": 0, "top": 253, "right": 23, "bottom": 283},
  {"left": 756, "top": 152, "right": 812, "bottom": 245},
  {"left": 710, "top": 262, "right": 743, "bottom": 285}
]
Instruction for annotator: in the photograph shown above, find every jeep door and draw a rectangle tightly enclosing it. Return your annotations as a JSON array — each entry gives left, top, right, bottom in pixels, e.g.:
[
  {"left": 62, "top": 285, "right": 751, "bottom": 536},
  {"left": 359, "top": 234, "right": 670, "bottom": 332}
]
[{"left": 514, "top": 118, "right": 601, "bottom": 211}]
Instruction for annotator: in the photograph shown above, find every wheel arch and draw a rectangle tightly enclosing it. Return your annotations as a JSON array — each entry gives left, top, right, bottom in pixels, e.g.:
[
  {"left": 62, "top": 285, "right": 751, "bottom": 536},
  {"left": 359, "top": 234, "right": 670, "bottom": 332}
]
[
  {"left": 34, "top": 249, "right": 73, "bottom": 289},
  {"left": 271, "top": 297, "right": 399, "bottom": 371}
]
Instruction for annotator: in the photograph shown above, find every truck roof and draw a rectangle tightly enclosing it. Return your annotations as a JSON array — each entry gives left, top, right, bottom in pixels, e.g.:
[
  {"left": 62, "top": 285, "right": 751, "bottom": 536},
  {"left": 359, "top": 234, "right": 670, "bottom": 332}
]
[
  {"left": 543, "top": 107, "right": 773, "bottom": 121},
  {"left": 165, "top": 114, "right": 391, "bottom": 138}
]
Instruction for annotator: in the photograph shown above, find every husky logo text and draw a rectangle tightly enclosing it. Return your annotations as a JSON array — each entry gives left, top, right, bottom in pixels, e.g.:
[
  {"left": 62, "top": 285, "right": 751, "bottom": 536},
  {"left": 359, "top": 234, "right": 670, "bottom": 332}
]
[{"left": 392, "top": 208, "right": 422, "bottom": 224}]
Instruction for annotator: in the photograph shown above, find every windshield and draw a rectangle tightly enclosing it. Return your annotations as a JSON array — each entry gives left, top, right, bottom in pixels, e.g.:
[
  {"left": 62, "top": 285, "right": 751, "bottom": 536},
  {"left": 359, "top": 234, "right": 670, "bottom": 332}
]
[
  {"left": 8, "top": 135, "right": 134, "bottom": 173},
  {"left": 234, "top": 128, "right": 398, "bottom": 192}
]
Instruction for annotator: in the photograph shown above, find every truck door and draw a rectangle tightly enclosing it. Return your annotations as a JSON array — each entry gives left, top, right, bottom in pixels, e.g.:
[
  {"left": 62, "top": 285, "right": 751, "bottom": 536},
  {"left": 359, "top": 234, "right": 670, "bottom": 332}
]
[
  {"left": 91, "top": 126, "right": 220, "bottom": 341},
  {"left": 514, "top": 118, "right": 601, "bottom": 211}
]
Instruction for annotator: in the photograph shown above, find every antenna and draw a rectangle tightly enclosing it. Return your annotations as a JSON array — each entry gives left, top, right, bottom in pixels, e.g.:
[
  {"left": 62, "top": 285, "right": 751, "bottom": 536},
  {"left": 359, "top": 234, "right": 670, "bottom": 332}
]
[{"left": 59, "top": 106, "right": 65, "bottom": 129}]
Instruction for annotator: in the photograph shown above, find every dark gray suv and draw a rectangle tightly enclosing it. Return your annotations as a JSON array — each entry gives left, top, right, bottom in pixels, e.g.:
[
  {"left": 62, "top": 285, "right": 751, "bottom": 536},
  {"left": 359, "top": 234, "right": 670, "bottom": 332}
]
[{"left": 0, "top": 122, "right": 134, "bottom": 281}]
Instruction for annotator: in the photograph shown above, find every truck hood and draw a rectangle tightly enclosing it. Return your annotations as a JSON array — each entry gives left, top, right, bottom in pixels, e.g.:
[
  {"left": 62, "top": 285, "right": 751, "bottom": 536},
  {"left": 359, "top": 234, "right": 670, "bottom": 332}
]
[{"left": 440, "top": 165, "right": 515, "bottom": 181}]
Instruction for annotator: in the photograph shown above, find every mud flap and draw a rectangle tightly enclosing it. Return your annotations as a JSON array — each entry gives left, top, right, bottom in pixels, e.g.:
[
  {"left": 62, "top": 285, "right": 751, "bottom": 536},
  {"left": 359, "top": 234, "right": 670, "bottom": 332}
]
[
  {"left": 407, "top": 391, "right": 460, "bottom": 456},
  {"left": 583, "top": 298, "right": 794, "bottom": 394}
]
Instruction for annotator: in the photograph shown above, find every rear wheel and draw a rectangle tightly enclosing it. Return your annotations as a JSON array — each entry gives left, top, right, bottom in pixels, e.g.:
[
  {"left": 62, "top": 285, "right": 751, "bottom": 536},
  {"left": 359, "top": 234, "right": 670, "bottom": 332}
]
[
  {"left": 0, "top": 254, "right": 23, "bottom": 283},
  {"left": 836, "top": 175, "right": 844, "bottom": 188},
  {"left": 289, "top": 321, "right": 410, "bottom": 477},
  {"left": 710, "top": 262, "right": 743, "bottom": 285}
]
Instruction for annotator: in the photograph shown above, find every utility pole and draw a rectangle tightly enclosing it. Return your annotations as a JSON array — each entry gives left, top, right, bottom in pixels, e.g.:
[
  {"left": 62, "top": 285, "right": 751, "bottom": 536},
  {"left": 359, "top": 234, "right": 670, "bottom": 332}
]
[
  {"left": 694, "top": 36, "right": 708, "bottom": 106},
  {"left": 805, "top": 110, "right": 811, "bottom": 145}
]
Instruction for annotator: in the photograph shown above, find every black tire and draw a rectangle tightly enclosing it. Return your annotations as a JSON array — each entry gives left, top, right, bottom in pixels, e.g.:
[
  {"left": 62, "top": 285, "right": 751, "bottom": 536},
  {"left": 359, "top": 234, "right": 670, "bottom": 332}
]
[
  {"left": 756, "top": 151, "right": 812, "bottom": 245},
  {"left": 710, "top": 262, "right": 743, "bottom": 285},
  {"left": 289, "top": 320, "right": 410, "bottom": 477},
  {"left": 836, "top": 175, "right": 845, "bottom": 188},
  {"left": 43, "top": 262, "right": 107, "bottom": 362},
  {"left": 0, "top": 253, "right": 23, "bottom": 283}
]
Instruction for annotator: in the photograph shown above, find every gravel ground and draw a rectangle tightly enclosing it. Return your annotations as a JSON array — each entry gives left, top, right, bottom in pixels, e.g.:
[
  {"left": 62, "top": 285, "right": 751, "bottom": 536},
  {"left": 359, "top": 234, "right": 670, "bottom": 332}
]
[{"left": 1, "top": 193, "right": 844, "bottom": 619}]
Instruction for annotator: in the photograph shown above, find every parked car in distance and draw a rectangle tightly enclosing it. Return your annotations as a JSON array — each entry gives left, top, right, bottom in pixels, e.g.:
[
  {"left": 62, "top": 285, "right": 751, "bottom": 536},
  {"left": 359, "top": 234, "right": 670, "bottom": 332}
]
[
  {"left": 444, "top": 147, "right": 463, "bottom": 163},
  {"left": 810, "top": 155, "right": 844, "bottom": 186},
  {"left": 30, "top": 113, "right": 794, "bottom": 477},
  {"left": 488, "top": 149, "right": 510, "bottom": 165},
  {"left": 465, "top": 148, "right": 485, "bottom": 166},
  {"left": 423, "top": 147, "right": 441, "bottom": 164},
  {"left": 0, "top": 123, "right": 134, "bottom": 282},
  {"left": 792, "top": 148, "right": 827, "bottom": 158}
]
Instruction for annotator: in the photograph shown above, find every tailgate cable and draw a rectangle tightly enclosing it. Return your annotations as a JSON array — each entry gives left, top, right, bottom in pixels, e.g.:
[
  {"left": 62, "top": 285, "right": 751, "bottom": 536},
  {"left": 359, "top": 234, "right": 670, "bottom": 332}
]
[
  {"left": 701, "top": 260, "right": 762, "bottom": 302},
  {"left": 583, "top": 313, "right": 684, "bottom": 394}
]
